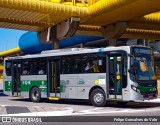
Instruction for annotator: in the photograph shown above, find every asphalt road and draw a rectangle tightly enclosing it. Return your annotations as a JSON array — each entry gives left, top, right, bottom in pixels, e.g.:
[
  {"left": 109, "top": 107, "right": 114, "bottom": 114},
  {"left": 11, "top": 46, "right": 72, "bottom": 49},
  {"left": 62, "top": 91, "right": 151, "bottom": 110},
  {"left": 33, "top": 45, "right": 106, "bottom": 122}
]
[
  {"left": 1, "top": 82, "right": 160, "bottom": 124},
  {"left": 1, "top": 93, "right": 160, "bottom": 115}
]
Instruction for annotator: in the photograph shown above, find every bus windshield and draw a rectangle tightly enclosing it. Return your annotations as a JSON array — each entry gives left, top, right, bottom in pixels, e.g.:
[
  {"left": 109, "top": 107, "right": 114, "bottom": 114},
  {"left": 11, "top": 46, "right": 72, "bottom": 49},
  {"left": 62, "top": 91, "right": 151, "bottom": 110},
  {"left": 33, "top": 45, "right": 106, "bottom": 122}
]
[
  {"left": 130, "top": 47, "right": 156, "bottom": 81},
  {"left": 133, "top": 56, "right": 155, "bottom": 80}
]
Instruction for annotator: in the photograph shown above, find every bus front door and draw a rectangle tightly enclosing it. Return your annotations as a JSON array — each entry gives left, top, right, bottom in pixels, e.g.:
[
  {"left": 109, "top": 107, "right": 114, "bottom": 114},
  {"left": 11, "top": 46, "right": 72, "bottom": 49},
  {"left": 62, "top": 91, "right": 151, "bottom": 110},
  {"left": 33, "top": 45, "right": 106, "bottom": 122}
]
[
  {"left": 107, "top": 53, "right": 123, "bottom": 100},
  {"left": 12, "top": 61, "right": 21, "bottom": 96},
  {"left": 48, "top": 60, "right": 60, "bottom": 98}
]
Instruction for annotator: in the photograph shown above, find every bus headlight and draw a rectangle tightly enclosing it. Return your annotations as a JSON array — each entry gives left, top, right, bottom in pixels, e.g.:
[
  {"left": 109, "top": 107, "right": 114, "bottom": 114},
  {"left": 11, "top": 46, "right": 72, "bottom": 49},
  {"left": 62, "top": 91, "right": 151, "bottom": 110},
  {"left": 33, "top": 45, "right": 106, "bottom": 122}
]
[
  {"left": 131, "top": 85, "right": 136, "bottom": 91},
  {"left": 136, "top": 88, "right": 141, "bottom": 93},
  {"left": 131, "top": 85, "right": 141, "bottom": 93}
]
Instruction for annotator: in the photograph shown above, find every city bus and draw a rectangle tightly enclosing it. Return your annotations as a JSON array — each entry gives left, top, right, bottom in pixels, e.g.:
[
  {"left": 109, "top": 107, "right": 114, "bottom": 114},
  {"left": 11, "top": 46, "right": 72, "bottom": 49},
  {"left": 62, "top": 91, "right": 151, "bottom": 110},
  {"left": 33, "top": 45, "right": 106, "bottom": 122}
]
[{"left": 3, "top": 46, "right": 157, "bottom": 107}]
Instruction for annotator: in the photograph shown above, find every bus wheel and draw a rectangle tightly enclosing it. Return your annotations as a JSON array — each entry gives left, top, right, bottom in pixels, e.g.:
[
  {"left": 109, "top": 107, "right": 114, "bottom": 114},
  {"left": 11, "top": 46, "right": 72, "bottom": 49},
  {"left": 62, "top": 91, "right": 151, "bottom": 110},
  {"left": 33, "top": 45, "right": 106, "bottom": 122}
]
[
  {"left": 30, "top": 87, "right": 41, "bottom": 102},
  {"left": 90, "top": 88, "right": 106, "bottom": 107}
]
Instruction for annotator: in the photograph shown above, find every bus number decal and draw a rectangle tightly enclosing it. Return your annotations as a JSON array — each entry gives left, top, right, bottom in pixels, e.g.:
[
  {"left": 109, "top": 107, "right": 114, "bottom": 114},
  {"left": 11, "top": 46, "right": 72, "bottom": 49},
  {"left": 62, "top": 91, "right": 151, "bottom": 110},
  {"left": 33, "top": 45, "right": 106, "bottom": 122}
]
[{"left": 22, "top": 81, "right": 31, "bottom": 85}]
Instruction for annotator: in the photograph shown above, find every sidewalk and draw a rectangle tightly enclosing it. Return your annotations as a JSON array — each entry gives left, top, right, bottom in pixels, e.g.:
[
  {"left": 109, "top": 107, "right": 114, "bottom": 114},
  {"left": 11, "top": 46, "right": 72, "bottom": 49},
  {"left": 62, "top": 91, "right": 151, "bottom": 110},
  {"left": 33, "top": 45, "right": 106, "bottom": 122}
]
[{"left": 0, "top": 105, "right": 73, "bottom": 116}]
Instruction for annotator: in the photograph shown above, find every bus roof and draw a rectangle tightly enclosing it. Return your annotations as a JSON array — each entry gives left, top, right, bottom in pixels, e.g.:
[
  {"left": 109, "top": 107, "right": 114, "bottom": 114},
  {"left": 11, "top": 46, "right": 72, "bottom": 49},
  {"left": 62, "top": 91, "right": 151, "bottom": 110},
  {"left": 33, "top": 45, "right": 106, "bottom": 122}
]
[{"left": 4, "top": 46, "right": 150, "bottom": 60}]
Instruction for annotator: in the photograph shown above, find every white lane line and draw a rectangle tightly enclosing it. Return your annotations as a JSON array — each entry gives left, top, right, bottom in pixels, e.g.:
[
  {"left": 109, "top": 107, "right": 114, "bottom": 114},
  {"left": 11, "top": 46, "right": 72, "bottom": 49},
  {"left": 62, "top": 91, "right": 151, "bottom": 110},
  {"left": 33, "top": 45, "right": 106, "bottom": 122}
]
[
  {"left": 76, "top": 108, "right": 104, "bottom": 113},
  {"left": 0, "top": 105, "right": 10, "bottom": 107},
  {"left": 67, "top": 108, "right": 160, "bottom": 115}
]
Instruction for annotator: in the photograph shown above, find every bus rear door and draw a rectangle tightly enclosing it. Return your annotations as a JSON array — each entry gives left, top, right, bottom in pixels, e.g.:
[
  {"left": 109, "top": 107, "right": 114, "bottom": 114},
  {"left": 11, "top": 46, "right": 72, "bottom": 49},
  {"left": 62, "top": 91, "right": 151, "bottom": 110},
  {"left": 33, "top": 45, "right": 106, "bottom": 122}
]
[
  {"left": 47, "top": 59, "right": 60, "bottom": 99},
  {"left": 107, "top": 52, "right": 123, "bottom": 100}
]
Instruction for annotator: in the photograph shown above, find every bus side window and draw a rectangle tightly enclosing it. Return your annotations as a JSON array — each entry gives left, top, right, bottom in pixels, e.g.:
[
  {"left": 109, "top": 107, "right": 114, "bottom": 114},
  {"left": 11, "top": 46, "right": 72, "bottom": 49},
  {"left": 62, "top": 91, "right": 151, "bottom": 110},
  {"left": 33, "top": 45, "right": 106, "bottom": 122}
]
[
  {"left": 62, "top": 57, "right": 73, "bottom": 74},
  {"left": 82, "top": 53, "right": 106, "bottom": 73},
  {"left": 62, "top": 55, "right": 81, "bottom": 74},
  {"left": 31, "top": 58, "right": 46, "bottom": 75},
  {"left": 73, "top": 55, "right": 81, "bottom": 73},
  {"left": 22, "top": 59, "right": 31, "bottom": 75},
  {"left": 73, "top": 59, "right": 81, "bottom": 73},
  {"left": 5, "top": 61, "right": 12, "bottom": 76},
  {"left": 22, "top": 67, "right": 29, "bottom": 75},
  {"left": 62, "top": 59, "right": 68, "bottom": 74}
]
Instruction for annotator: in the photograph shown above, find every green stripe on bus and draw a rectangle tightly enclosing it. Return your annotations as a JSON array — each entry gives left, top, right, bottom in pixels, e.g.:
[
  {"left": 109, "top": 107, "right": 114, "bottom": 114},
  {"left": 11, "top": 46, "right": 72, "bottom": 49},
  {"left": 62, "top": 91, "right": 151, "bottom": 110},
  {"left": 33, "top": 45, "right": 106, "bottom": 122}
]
[
  {"left": 5, "top": 80, "right": 63, "bottom": 93},
  {"left": 137, "top": 85, "right": 157, "bottom": 93},
  {"left": 5, "top": 81, "right": 12, "bottom": 91},
  {"left": 20, "top": 80, "right": 47, "bottom": 92}
]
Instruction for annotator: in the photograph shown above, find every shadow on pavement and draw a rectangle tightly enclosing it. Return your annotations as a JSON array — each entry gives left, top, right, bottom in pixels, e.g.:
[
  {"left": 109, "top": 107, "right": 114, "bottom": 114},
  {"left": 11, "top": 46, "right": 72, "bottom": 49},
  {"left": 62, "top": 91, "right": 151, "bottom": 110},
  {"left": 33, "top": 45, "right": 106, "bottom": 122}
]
[
  {"left": 0, "top": 89, "right": 8, "bottom": 96},
  {"left": 9, "top": 98, "right": 90, "bottom": 106},
  {"left": 8, "top": 97, "right": 160, "bottom": 109}
]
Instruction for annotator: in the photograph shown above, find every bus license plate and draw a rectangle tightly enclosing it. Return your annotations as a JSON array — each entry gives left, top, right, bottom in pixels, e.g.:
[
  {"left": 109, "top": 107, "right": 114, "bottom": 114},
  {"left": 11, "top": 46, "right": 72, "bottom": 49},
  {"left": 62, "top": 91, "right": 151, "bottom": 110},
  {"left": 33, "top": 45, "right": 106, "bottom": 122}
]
[{"left": 148, "top": 94, "right": 153, "bottom": 99}]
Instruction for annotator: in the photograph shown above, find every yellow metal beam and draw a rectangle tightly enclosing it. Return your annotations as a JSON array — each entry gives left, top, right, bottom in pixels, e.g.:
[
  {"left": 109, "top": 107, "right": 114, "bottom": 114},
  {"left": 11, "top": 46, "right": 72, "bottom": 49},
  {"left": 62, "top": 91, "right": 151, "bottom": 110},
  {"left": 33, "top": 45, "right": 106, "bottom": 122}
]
[
  {"left": 0, "top": 0, "right": 88, "bottom": 31},
  {"left": 77, "top": 25, "right": 160, "bottom": 39},
  {"left": 123, "top": 28, "right": 160, "bottom": 39},
  {"left": 76, "top": 25, "right": 101, "bottom": 36},
  {"left": 86, "top": 0, "right": 160, "bottom": 26},
  {"left": 127, "top": 22, "right": 160, "bottom": 31},
  {"left": 125, "top": 28, "right": 160, "bottom": 36},
  {"left": 88, "top": 0, "right": 138, "bottom": 17},
  {"left": 0, "top": 17, "right": 52, "bottom": 27},
  {"left": 0, "top": 0, "right": 87, "bottom": 16},
  {"left": 133, "top": 12, "right": 160, "bottom": 24},
  {"left": 0, "top": 47, "right": 21, "bottom": 57},
  {"left": 41, "top": 0, "right": 89, "bottom": 6},
  {"left": 78, "top": 25, "right": 101, "bottom": 31}
]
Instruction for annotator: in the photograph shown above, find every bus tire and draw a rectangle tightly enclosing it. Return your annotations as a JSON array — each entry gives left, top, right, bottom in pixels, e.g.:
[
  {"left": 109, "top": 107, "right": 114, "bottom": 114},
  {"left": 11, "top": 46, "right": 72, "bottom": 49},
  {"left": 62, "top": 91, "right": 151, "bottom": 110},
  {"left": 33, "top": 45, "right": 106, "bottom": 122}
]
[
  {"left": 90, "top": 88, "right": 106, "bottom": 107},
  {"left": 30, "top": 87, "right": 41, "bottom": 102}
]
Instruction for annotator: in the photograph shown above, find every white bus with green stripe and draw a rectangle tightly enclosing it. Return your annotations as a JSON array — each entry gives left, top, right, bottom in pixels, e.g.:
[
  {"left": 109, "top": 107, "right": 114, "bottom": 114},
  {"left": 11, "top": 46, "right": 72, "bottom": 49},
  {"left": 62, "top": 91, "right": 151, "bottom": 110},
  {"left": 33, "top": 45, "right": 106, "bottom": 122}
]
[{"left": 3, "top": 46, "right": 157, "bottom": 107}]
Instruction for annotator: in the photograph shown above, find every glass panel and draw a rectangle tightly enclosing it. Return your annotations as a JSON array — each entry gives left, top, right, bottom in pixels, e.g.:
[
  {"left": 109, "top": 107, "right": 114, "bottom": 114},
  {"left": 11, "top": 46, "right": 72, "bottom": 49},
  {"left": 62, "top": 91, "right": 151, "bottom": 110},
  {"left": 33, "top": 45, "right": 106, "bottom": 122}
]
[
  {"left": 22, "top": 59, "right": 31, "bottom": 75},
  {"left": 122, "top": 57, "right": 127, "bottom": 88},
  {"left": 30, "top": 58, "right": 46, "bottom": 75},
  {"left": 109, "top": 56, "right": 115, "bottom": 95},
  {"left": 116, "top": 56, "right": 122, "bottom": 95},
  {"left": 140, "top": 61, "right": 148, "bottom": 72},
  {"left": 5, "top": 61, "right": 12, "bottom": 76},
  {"left": 61, "top": 53, "right": 106, "bottom": 74},
  {"left": 133, "top": 56, "right": 155, "bottom": 80},
  {"left": 109, "top": 55, "right": 123, "bottom": 96},
  {"left": 82, "top": 53, "right": 106, "bottom": 73},
  {"left": 131, "top": 47, "right": 156, "bottom": 81},
  {"left": 61, "top": 55, "right": 80, "bottom": 74}
]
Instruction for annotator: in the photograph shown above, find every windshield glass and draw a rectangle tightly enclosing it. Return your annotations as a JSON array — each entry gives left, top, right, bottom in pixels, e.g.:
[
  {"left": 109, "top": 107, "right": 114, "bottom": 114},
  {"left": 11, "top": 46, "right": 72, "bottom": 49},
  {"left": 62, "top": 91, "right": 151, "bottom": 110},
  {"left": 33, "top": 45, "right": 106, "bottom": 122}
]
[{"left": 131, "top": 55, "right": 156, "bottom": 80}]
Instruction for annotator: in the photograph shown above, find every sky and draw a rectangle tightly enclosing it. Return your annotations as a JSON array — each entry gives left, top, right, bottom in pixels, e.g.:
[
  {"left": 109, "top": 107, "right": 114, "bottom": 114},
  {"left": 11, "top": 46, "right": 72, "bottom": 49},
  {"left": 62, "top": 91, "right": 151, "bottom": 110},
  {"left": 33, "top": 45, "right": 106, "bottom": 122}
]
[{"left": 0, "top": 28, "right": 27, "bottom": 52}]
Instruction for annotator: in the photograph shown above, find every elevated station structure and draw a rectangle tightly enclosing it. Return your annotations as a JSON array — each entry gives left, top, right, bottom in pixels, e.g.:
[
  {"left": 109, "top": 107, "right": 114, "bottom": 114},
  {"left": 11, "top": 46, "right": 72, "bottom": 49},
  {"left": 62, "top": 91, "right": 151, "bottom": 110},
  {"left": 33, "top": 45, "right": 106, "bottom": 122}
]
[{"left": 1, "top": 0, "right": 160, "bottom": 40}]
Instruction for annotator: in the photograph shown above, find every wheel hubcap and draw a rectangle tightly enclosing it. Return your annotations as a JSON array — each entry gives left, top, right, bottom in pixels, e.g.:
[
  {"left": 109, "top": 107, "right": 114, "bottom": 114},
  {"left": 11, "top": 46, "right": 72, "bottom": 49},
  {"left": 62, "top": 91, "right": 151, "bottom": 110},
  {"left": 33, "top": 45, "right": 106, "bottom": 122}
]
[
  {"left": 94, "top": 92, "right": 104, "bottom": 104},
  {"left": 33, "top": 91, "right": 39, "bottom": 100}
]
